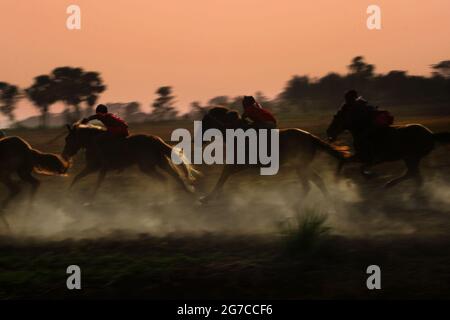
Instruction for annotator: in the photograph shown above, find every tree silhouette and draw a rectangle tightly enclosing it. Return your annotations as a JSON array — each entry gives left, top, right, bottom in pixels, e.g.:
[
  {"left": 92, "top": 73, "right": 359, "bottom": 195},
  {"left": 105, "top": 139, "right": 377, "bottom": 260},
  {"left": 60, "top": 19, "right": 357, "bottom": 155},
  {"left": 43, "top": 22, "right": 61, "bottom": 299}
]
[
  {"left": 51, "top": 67, "right": 105, "bottom": 121},
  {"left": 150, "top": 86, "right": 178, "bottom": 121},
  {"left": 431, "top": 60, "right": 450, "bottom": 78},
  {"left": 124, "top": 101, "right": 141, "bottom": 121},
  {"left": 208, "top": 96, "right": 230, "bottom": 108},
  {"left": 348, "top": 56, "right": 375, "bottom": 79},
  {"left": 184, "top": 101, "right": 208, "bottom": 120},
  {"left": 85, "top": 94, "right": 99, "bottom": 116},
  {"left": 0, "top": 82, "right": 20, "bottom": 125},
  {"left": 25, "top": 67, "right": 105, "bottom": 126},
  {"left": 25, "top": 75, "right": 58, "bottom": 127},
  {"left": 279, "top": 76, "right": 311, "bottom": 112},
  {"left": 82, "top": 72, "right": 105, "bottom": 115}
]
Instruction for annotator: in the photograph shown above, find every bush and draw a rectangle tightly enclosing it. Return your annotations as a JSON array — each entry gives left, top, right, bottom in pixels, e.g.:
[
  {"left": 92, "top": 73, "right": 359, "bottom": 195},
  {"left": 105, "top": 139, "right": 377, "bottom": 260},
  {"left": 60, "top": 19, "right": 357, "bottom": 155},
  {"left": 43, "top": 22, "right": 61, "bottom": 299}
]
[{"left": 280, "top": 208, "right": 331, "bottom": 256}]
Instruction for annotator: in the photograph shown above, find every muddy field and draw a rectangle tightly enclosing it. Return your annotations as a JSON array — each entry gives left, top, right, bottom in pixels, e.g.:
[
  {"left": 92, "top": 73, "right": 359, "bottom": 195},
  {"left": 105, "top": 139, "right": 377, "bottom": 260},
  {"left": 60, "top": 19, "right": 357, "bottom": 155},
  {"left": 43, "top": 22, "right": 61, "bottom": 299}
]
[{"left": 1, "top": 105, "right": 450, "bottom": 299}]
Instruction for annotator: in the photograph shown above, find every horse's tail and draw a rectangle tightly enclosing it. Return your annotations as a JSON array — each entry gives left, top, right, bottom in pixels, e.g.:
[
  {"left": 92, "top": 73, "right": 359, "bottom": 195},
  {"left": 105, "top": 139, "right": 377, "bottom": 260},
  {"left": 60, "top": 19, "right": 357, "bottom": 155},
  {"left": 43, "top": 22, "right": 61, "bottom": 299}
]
[
  {"left": 159, "top": 140, "right": 201, "bottom": 184},
  {"left": 310, "top": 134, "right": 352, "bottom": 160},
  {"left": 30, "top": 149, "right": 68, "bottom": 176},
  {"left": 434, "top": 132, "right": 450, "bottom": 144}
]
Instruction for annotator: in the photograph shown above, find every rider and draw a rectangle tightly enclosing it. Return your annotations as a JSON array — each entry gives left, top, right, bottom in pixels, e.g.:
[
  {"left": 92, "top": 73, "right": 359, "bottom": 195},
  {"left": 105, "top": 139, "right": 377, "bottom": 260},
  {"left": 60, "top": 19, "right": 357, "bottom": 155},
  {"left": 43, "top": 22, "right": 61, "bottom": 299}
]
[
  {"left": 242, "top": 96, "right": 277, "bottom": 129},
  {"left": 81, "top": 104, "right": 129, "bottom": 159},
  {"left": 341, "top": 90, "right": 392, "bottom": 163},
  {"left": 81, "top": 104, "right": 129, "bottom": 138}
]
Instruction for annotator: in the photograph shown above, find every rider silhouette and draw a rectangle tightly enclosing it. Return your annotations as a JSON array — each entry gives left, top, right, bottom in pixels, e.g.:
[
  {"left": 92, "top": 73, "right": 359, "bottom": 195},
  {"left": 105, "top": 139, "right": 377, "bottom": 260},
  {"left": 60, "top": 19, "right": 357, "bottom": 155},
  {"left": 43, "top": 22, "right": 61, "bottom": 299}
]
[
  {"left": 341, "top": 90, "right": 378, "bottom": 163},
  {"left": 241, "top": 96, "right": 277, "bottom": 162},
  {"left": 81, "top": 104, "right": 129, "bottom": 163},
  {"left": 81, "top": 104, "right": 129, "bottom": 138},
  {"left": 242, "top": 96, "right": 277, "bottom": 129}
]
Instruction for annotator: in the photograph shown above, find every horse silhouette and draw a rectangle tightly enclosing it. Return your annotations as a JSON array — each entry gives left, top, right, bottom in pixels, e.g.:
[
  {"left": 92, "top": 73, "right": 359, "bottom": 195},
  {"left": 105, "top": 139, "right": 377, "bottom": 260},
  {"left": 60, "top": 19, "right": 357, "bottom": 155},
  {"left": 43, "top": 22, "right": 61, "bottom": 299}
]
[
  {"left": 0, "top": 136, "right": 68, "bottom": 230},
  {"left": 61, "top": 124, "right": 199, "bottom": 198},
  {"left": 200, "top": 107, "right": 350, "bottom": 203},
  {"left": 327, "top": 106, "right": 450, "bottom": 188}
]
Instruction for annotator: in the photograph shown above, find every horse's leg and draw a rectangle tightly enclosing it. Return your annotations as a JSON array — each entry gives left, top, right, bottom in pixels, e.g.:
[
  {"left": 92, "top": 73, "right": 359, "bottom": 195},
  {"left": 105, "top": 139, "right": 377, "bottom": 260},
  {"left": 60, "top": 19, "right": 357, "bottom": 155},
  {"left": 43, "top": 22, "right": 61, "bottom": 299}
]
[
  {"left": 70, "top": 166, "right": 98, "bottom": 188},
  {"left": 0, "top": 174, "right": 20, "bottom": 231},
  {"left": 201, "top": 166, "right": 237, "bottom": 203},
  {"left": 17, "top": 168, "right": 40, "bottom": 209},
  {"left": 297, "top": 168, "right": 311, "bottom": 196},
  {"left": 1, "top": 174, "right": 21, "bottom": 209},
  {"left": 384, "top": 158, "right": 420, "bottom": 188},
  {"left": 91, "top": 168, "right": 107, "bottom": 197},
  {"left": 336, "top": 159, "right": 346, "bottom": 175},
  {"left": 309, "top": 170, "right": 330, "bottom": 198},
  {"left": 292, "top": 168, "right": 312, "bottom": 210},
  {"left": 336, "top": 154, "right": 357, "bottom": 176},
  {"left": 158, "top": 160, "right": 193, "bottom": 193},
  {"left": 139, "top": 164, "right": 170, "bottom": 204}
]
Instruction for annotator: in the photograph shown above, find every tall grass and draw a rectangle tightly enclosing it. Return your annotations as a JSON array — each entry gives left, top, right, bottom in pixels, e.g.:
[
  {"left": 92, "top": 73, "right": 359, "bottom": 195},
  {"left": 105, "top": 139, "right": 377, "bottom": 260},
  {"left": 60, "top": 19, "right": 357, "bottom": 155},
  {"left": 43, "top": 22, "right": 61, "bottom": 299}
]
[{"left": 279, "top": 207, "right": 331, "bottom": 256}]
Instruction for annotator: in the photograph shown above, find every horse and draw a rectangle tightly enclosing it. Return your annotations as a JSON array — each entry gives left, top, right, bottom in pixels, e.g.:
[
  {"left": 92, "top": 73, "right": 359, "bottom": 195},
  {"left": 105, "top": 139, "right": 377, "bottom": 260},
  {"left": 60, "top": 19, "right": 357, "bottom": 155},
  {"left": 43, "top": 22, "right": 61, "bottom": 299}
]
[
  {"left": 0, "top": 136, "right": 69, "bottom": 229},
  {"left": 61, "top": 124, "right": 199, "bottom": 198},
  {"left": 199, "top": 107, "right": 350, "bottom": 203},
  {"left": 326, "top": 107, "right": 450, "bottom": 188}
]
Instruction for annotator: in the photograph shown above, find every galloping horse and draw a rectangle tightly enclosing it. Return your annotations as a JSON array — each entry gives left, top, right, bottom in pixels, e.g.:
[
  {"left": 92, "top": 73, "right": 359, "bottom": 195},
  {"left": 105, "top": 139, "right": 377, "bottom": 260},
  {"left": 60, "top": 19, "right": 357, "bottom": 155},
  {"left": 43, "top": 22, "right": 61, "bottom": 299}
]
[
  {"left": 0, "top": 136, "right": 68, "bottom": 229},
  {"left": 200, "top": 107, "right": 350, "bottom": 202},
  {"left": 326, "top": 107, "right": 450, "bottom": 188},
  {"left": 61, "top": 124, "right": 198, "bottom": 197}
]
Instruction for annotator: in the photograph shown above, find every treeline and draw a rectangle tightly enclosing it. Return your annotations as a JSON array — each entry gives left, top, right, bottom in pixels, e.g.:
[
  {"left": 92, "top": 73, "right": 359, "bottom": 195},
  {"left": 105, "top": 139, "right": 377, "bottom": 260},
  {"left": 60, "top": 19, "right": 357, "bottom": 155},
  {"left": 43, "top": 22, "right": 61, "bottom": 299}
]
[
  {"left": 184, "top": 56, "right": 450, "bottom": 119},
  {"left": 277, "top": 56, "right": 450, "bottom": 113},
  {"left": 0, "top": 57, "right": 449, "bottom": 127}
]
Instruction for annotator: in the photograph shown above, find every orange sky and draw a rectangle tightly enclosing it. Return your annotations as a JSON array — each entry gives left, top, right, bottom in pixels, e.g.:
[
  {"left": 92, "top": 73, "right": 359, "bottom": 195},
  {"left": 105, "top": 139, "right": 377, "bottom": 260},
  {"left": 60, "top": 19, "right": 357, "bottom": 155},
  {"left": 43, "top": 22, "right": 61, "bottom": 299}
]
[{"left": 0, "top": 0, "right": 449, "bottom": 122}]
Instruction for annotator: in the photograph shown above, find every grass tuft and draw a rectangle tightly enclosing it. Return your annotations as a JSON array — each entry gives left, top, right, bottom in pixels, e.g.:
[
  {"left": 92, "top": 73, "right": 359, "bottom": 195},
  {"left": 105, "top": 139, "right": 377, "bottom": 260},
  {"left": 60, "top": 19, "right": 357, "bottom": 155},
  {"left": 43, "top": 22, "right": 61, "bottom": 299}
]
[{"left": 279, "top": 207, "right": 331, "bottom": 256}]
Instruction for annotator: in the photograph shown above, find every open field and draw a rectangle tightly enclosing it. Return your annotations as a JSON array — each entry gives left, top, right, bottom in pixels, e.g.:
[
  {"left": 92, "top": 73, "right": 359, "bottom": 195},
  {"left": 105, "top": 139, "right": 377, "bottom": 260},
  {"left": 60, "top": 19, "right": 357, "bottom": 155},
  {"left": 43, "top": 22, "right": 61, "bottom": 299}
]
[{"left": 1, "top": 105, "right": 450, "bottom": 299}]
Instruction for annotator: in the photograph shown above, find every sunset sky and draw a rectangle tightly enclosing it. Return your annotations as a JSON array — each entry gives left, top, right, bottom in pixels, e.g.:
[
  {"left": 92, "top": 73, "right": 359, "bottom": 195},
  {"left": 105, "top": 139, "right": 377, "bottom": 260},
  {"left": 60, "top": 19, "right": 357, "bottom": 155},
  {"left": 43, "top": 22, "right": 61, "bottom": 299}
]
[{"left": 0, "top": 0, "right": 449, "bottom": 122}]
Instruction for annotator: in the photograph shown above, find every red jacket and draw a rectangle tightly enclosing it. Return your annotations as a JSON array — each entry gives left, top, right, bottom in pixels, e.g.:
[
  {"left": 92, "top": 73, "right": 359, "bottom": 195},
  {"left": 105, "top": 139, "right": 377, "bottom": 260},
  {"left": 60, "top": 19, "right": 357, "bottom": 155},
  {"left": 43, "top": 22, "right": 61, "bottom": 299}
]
[
  {"left": 88, "top": 113, "right": 129, "bottom": 137},
  {"left": 243, "top": 104, "right": 277, "bottom": 125}
]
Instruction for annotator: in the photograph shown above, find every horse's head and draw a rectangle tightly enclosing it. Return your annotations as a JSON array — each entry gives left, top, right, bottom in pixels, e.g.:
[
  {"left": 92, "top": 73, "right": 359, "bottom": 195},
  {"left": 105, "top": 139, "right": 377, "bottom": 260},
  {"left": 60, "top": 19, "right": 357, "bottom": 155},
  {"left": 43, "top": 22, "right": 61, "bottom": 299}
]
[
  {"left": 326, "top": 108, "right": 351, "bottom": 142},
  {"left": 34, "top": 153, "right": 70, "bottom": 175},
  {"left": 62, "top": 123, "right": 104, "bottom": 160},
  {"left": 62, "top": 124, "right": 82, "bottom": 160}
]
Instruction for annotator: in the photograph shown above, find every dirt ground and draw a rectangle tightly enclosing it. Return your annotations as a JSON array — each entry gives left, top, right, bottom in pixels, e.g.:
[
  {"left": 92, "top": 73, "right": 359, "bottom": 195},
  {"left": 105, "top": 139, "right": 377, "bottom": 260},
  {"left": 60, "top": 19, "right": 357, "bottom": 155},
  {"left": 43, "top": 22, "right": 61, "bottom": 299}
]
[{"left": 1, "top": 105, "right": 450, "bottom": 299}]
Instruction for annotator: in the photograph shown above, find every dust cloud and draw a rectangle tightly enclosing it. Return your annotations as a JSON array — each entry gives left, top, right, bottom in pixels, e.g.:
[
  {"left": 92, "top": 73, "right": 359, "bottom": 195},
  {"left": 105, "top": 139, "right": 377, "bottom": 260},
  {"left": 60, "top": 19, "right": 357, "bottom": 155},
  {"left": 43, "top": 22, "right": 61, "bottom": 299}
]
[{"left": 1, "top": 161, "right": 450, "bottom": 240}]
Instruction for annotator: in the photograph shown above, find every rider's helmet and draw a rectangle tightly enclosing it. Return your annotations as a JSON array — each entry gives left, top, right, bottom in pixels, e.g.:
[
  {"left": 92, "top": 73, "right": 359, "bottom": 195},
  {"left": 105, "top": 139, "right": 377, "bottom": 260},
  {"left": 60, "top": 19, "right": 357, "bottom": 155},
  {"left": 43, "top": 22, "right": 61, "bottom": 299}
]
[
  {"left": 344, "top": 90, "right": 358, "bottom": 104},
  {"left": 95, "top": 104, "right": 108, "bottom": 114},
  {"left": 242, "top": 96, "right": 256, "bottom": 109}
]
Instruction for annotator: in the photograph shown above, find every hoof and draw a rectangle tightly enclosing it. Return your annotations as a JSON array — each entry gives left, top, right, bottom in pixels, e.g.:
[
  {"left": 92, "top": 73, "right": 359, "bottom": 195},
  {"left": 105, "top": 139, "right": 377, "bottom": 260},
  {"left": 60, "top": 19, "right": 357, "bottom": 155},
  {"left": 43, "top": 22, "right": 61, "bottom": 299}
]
[{"left": 187, "top": 185, "right": 196, "bottom": 193}]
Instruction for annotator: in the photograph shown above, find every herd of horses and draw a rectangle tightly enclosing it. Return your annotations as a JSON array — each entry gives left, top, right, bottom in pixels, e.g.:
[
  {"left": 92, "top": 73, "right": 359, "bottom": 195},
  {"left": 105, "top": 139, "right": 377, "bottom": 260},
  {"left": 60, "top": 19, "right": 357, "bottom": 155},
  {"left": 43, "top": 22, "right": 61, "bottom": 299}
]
[{"left": 0, "top": 106, "right": 449, "bottom": 229}]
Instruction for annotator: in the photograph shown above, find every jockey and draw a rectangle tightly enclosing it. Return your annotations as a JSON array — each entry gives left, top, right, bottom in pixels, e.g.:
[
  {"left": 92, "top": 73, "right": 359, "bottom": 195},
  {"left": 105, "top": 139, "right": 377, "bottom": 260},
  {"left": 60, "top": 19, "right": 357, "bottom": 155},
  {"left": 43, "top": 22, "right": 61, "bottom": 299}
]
[
  {"left": 341, "top": 90, "right": 393, "bottom": 163},
  {"left": 341, "top": 90, "right": 376, "bottom": 131},
  {"left": 81, "top": 104, "right": 129, "bottom": 138},
  {"left": 242, "top": 96, "right": 277, "bottom": 129}
]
